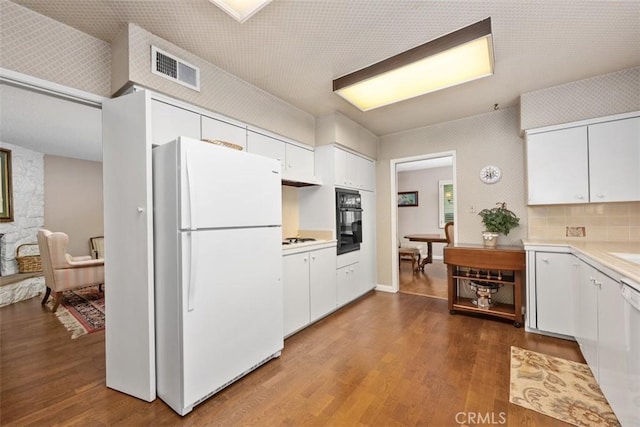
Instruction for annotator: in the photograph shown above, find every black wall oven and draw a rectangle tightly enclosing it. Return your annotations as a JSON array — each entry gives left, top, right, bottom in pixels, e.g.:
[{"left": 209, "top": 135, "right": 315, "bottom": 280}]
[{"left": 336, "top": 188, "right": 363, "bottom": 255}]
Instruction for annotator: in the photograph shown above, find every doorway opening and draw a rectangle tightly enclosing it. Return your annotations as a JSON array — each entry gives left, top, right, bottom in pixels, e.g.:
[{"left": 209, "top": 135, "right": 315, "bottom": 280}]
[{"left": 390, "top": 151, "right": 456, "bottom": 298}]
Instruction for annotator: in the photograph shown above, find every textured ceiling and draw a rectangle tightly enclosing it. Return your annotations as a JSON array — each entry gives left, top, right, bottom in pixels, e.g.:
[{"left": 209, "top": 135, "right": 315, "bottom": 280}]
[{"left": 9, "top": 0, "right": 640, "bottom": 136}]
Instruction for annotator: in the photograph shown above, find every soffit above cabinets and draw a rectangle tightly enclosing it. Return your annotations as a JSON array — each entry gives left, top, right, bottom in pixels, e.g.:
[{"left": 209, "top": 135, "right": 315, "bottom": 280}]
[{"left": 9, "top": 0, "right": 640, "bottom": 136}]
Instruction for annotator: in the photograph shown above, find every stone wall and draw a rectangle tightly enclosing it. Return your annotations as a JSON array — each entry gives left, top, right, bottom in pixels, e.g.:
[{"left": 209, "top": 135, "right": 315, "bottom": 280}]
[{"left": 0, "top": 142, "right": 44, "bottom": 275}]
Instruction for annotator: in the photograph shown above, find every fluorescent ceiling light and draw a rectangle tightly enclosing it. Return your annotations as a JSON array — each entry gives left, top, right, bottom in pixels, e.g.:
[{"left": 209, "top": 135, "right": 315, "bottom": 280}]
[
  {"left": 333, "top": 18, "right": 494, "bottom": 111},
  {"left": 209, "top": 0, "right": 272, "bottom": 23}
]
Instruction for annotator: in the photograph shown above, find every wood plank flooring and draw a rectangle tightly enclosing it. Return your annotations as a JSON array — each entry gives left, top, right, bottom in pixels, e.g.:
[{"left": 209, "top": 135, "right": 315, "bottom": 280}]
[
  {"left": 399, "top": 259, "right": 448, "bottom": 299},
  {"left": 0, "top": 291, "right": 582, "bottom": 426}
]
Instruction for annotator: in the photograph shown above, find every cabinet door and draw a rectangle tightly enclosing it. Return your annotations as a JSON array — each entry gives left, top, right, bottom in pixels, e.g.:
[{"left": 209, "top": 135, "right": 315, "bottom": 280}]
[
  {"left": 284, "top": 144, "right": 314, "bottom": 179},
  {"left": 588, "top": 117, "right": 640, "bottom": 202},
  {"left": 535, "top": 252, "right": 575, "bottom": 336},
  {"left": 283, "top": 252, "right": 310, "bottom": 336},
  {"left": 334, "top": 147, "right": 350, "bottom": 187},
  {"left": 597, "top": 275, "right": 627, "bottom": 418},
  {"left": 358, "top": 156, "right": 375, "bottom": 191},
  {"left": 575, "top": 260, "right": 600, "bottom": 378},
  {"left": 103, "top": 91, "right": 156, "bottom": 401},
  {"left": 151, "top": 100, "right": 201, "bottom": 145},
  {"left": 359, "top": 191, "right": 376, "bottom": 294},
  {"left": 201, "top": 115, "right": 247, "bottom": 150},
  {"left": 309, "top": 247, "right": 337, "bottom": 321},
  {"left": 337, "top": 262, "right": 360, "bottom": 306},
  {"left": 247, "top": 131, "right": 285, "bottom": 171},
  {"left": 526, "top": 127, "right": 589, "bottom": 204}
]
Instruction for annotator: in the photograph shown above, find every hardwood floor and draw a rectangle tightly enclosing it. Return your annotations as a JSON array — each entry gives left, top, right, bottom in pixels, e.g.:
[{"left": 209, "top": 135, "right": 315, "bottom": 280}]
[
  {"left": 399, "top": 259, "right": 448, "bottom": 299},
  {"left": 0, "top": 291, "right": 582, "bottom": 426}
]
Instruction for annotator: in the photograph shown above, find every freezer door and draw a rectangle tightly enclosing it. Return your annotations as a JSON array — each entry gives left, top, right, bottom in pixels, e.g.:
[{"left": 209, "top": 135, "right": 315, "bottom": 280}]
[
  {"left": 178, "top": 137, "right": 282, "bottom": 230},
  {"left": 180, "top": 226, "right": 283, "bottom": 409}
]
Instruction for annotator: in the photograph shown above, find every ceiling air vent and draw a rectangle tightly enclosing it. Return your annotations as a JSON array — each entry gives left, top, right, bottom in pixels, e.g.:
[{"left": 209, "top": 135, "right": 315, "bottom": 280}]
[{"left": 151, "top": 46, "right": 200, "bottom": 92}]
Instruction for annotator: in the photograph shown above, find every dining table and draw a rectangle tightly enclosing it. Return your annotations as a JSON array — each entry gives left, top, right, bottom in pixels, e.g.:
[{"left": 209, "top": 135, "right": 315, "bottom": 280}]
[{"left": 404, "top": 233, "right": 448, "bottom": 271}]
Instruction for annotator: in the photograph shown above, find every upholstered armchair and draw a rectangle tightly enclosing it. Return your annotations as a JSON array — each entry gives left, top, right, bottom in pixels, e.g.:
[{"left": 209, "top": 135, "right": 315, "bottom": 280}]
[{"left": 37, "top": 229, "right": 105, "bottom": 313}]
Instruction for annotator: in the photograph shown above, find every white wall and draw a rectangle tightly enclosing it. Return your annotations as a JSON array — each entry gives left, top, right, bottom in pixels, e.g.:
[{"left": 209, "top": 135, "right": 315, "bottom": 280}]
[
  {"left": 43, "top": 155, "right": 103, "bottom": 256},
  {"left": 0, "top": 142, "right": 44, "bottom": 275},
  {"left": 397, "top": 166, "right": 452, "bottom": 259},
  {"left": 376, "top": 108, "right": 526, "bottom": 287}
]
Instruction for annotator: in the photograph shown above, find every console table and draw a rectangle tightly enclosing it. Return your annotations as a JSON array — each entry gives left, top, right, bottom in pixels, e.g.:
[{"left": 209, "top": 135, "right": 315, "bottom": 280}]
[{"left": 444, "top": 244, "right": 525, "bottom": 327}]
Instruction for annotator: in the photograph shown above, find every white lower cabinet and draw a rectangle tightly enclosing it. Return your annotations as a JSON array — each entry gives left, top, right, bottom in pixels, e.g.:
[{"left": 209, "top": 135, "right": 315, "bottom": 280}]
[
  {"left": 574, "top": 256, "right": 635, "bottom": 425},
  {"left": 337, "top": 262, "right": 360, "bottom": 306},
  {"left": 532, "top": 252, "right": 576, "bottom": 336},
  {"left": 283, "top": 252, "right": 311, "bottom": 337},
  {"left": 596, "top": 273, "right": 627, "bottom": 421},
  {"left": 574, "top": 260, "right": 600, "bottom": 373},
  {"left": 309, "top": 247, "right": 337, "bottom": 321},
  {"left": 283, "top": 246, "right": 336, "bottom": 337}
]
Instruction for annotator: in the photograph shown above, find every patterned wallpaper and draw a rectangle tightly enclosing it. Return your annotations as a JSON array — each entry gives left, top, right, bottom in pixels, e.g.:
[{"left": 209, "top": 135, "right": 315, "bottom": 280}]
[
  {"left": 520, "top": 66, "right": 640, "bottom": 131},
  {"left": 0, "top": 0, "right": 111, "bottom": 97},
  {"left": 377, "top": 107, "right": 526, "bottom": 287},
  {"left": 123, "top": 23, "right": 316, "bottom": 146}
]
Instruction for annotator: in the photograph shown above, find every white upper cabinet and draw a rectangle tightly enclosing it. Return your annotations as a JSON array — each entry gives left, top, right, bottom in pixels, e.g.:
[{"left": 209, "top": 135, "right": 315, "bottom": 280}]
[
  {"left": 151, "top": 99, "right": 201, "bottom": 145},
  {"left": 284, "top": 143, "right": 314, "bottom": 180},
  {"left": 526, "top": 126, "right": 589, "bottom": 205},
  {"left": 526, "top": 113, "right": 640, "bottom": 205},
  {"left": 357, "top": 155, "right": 375, "bottom": 191},
  {"left": 247, "top": 129, "right": 316, "bottom": 182},
  {"left": 588, "top": 117, "right": 640, "bottom": 202},
  {"left": 201, "top": 115, "right": 247, "bottom": 150},
  {"left": 247, "top": 130, "right": 285, "bottom": 166},
  {"left": 333, "top": 147, "right": 375, "bottom": 191}
]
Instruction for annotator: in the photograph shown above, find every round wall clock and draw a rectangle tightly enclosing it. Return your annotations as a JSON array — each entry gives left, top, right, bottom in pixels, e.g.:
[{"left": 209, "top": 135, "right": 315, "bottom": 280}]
[{"left": 479, "top": 165, "right": 502, "bottom": 184}]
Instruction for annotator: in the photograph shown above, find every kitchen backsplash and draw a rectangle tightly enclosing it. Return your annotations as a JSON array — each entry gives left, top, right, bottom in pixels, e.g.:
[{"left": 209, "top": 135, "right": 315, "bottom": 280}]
[{"left": 528, "top": 201, "right": 640, "bottom": 241}]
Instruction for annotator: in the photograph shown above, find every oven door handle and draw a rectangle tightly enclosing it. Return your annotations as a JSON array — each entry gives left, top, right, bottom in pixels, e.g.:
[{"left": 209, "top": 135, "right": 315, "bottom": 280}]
[{"left": 339, "top": 207, "right": 363, "bottom": 212}]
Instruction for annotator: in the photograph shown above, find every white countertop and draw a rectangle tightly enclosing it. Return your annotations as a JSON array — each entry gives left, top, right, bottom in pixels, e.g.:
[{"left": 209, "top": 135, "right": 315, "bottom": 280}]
[
  {"left": 282, "top": 240, "right": 337, "bottom": 255},
  {"left": 523, "top": 239, "right": 640, "bottom": 285}
]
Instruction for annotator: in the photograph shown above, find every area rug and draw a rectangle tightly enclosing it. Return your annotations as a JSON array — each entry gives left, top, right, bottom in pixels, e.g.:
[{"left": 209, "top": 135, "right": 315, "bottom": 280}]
[
  {"left": 509, "top": 346, "right": 620, "bottom": 427},
  {"left": 46, "top": 285, "right": 105, "bottom": 339}
]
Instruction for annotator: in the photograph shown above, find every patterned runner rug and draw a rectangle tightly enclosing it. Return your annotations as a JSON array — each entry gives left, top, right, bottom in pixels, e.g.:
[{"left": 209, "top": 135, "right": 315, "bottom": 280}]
[
  {"left": 510, "top": 346, "right": 620, "bottom": 426},
  {"left": 46, "top": 285, "right": 105, "bottom": 339}
]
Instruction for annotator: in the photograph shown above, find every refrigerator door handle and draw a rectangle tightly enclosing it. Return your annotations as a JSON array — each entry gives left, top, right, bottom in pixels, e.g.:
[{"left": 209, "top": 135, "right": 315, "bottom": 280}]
[
  {"left": 185, "top": 150, "right": 198, "bottom": 230},
  {"left": 187, "top": 231, "right": 197, "bottom": 312}
]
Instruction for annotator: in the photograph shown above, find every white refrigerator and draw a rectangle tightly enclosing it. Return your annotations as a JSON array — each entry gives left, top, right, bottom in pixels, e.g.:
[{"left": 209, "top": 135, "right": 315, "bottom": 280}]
[{"left": 153, "top": 137, "right": 283, "bottom": 416}]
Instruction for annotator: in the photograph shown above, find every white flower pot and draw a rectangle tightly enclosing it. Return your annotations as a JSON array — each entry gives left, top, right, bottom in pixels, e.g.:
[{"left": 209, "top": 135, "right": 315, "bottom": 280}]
[{"left": 482, "top": 231, "right": 499, "bottom": 247}]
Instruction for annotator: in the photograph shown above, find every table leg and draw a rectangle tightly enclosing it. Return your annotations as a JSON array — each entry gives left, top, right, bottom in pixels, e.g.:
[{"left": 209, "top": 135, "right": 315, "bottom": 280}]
[{"left": 418, "top": 242, "right": 434, "bottom": 271}]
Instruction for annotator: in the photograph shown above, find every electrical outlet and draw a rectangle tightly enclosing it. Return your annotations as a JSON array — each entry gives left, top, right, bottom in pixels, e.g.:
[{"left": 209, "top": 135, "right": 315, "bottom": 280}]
[{"left": 469, "top": 204, "right": 476, "bottom": 214}]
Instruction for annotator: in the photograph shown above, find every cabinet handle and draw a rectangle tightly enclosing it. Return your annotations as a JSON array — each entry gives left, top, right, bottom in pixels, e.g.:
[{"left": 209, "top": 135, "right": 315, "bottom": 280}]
[
  {"left": 304, "top": 257, "right": 308, "bottom": 262},
  {"left": 576, "top": 195, "right": 584, "bottom": 200},
  {"left": 542, "top": 257, "right": 549, "bottom": 263},
  {"left": 137, "top": 207, "right": 144, "bottom": 213},
  {"left": 596, "top": 193, "right": 604, "bottom": 198},
  {"left": 311, "top": 255, "right": 316, "bottom": 260}
]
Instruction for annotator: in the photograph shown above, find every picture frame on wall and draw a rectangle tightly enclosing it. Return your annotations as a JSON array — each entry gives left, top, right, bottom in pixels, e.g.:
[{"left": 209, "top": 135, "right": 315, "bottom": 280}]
[
  {"left": 0, "top": 148, "right": 13, "bottom": 222},
  {"left": 397, "top": 191, "right": 418, "bottom": 207}
]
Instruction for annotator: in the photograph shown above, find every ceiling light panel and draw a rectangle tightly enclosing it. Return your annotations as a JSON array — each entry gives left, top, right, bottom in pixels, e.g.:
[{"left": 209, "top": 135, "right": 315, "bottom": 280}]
[
  {"left": 333, "top": 18, "right": 494, "bottom": 111},
  {"left": 209, "top": 0, "right": 272, "bottom": 23}
]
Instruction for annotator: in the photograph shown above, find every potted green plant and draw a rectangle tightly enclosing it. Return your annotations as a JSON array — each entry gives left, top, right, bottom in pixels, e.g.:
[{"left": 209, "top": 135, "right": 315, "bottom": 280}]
[{"left": 478, "top": 202, "right": 520, "bottom": 247}]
